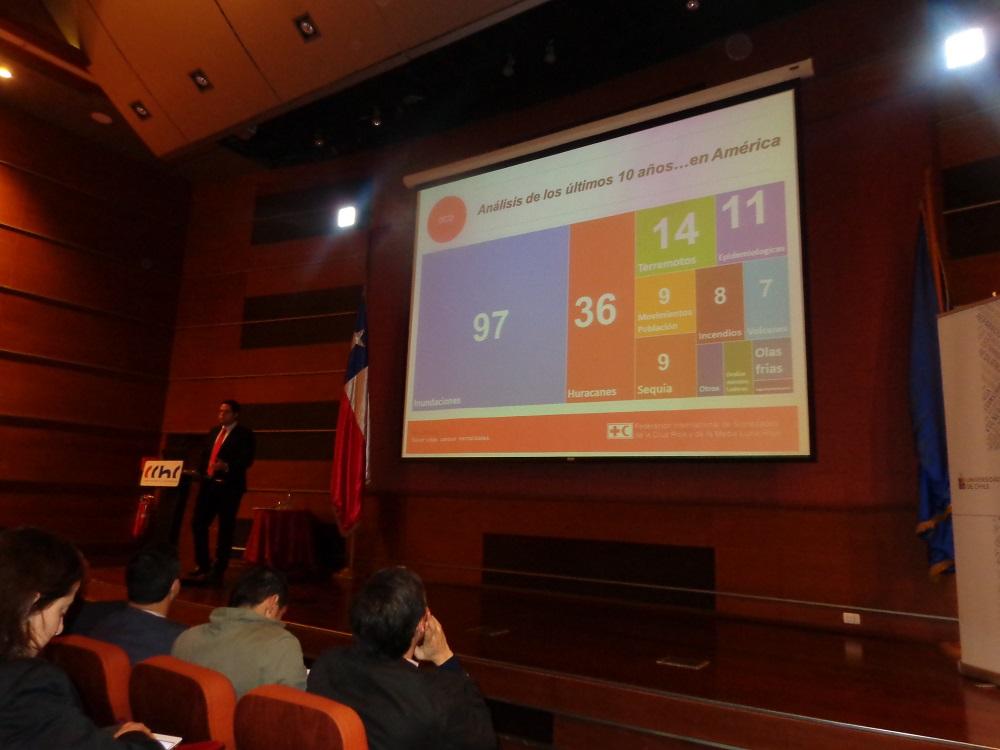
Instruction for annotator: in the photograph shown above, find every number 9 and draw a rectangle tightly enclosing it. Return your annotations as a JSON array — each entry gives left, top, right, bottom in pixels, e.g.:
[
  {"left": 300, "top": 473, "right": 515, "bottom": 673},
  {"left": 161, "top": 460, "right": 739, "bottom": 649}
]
[{"left": 473, "top": 313, "right": 489, "bottom": 342}]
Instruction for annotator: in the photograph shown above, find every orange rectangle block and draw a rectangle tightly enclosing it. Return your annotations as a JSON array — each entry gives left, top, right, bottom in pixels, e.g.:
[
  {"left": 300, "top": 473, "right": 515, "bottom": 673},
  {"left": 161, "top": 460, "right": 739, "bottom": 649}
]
[
  {"left": 566, "top": 213, "right": 635, "bottom": 402},
  {"left": 405, "top": 406, "right": 800, "bottom": 455}
]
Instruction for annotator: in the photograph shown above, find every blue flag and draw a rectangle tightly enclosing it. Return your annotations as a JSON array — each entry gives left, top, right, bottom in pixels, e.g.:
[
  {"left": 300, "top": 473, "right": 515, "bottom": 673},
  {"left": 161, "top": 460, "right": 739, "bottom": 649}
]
[{"left": 910, "top": 220, "right": 954, "bottom": 575}]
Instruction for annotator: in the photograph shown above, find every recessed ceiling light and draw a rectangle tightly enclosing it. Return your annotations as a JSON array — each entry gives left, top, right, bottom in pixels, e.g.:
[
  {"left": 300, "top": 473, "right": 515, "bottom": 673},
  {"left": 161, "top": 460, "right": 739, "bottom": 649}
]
[
  {"left": 294, "top": 13, "right": 320, "bottom": 41},
  {"left": 0, "top": 67, "right": 12, "bottom": 79},
  {"left": 189, "top": 69, "right": 213, "bottom": 92},
  {"left": 90, "top": 112, "right": 113, "bottom": 125},
  {"left": 130, "top": 101, "right": 151, "bottom": 120}
]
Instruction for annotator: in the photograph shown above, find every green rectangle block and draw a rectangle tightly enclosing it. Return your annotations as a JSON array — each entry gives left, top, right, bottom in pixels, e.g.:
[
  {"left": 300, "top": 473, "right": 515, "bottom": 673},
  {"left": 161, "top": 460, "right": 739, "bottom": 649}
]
[
  {"left": 723, "top": 340, "right": 753, "bottom": 394},
  {"left": 635, "top": 197, "right": 717, "bottom": 277}
]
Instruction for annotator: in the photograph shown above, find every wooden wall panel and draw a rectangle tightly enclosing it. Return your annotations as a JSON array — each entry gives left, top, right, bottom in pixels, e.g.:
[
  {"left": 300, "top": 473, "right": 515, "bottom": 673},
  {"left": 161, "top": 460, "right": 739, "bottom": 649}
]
[
  {"left": 0, "top": 164, "right": 180, "bottom": 271},
  {"left": 553, "top": 718, "right": 705, "bottom": 749},
  {"left": 0, "top": 295, "right": 171, "bottom": 374},
  {"left": 242, "top": 250, "right": 367, "bottom": 297},
  {"left": 240, "top": 458, "right": 333, "bottom": 493},
  {"left": 172, "top": 272, "right": 247, "bottom": 328},
  {"left": 0, "top": 109, "right": 180, "bottom": 223},
  {"left": 0, "top": 358, "right": 165, "bottom": 429},
  {"left": 163, "top": 374, "right": 341, "bottom": 432},
  {"left": 3, "top": 233, "right": 178, "bottom": 324},
  {"left": 170, "top": 327, "right": 350, "bottom": 379},
  {"left": 0, "top": 105, "right": 187, "bottom": 547},
  {"left": 0, "top": 426, "right": 157, "bottom": 486},
  {"left": 0, "top": 490, "right": 137, "bottom": 544},
  {"left": 945, "top": 257, "right": 1000, "bottom": 307}
]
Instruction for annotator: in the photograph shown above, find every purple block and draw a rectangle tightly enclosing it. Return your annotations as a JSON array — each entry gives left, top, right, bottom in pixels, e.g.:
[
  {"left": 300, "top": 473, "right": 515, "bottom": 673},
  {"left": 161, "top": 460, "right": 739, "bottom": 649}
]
[
  {"left": 697, "top": 343, "right": 724, "bottom": 397},
  {"left": 412, "top": 227, "right": 569, "bottom": 410},
  {"left": 715, "top": 182, "right": 787, "bottom": 264}
]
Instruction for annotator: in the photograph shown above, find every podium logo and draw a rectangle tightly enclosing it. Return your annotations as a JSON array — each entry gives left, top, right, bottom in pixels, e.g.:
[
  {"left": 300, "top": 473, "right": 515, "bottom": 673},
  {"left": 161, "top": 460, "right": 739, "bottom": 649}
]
[
  {"left": 427, "top": 196, "right": 467, "bottom": 243},
  {"left": 140, "top": 459, "right": 184, "bottom": 487},
  {"left": 606, "top": 422, "right": 634, "bottom": 440}
]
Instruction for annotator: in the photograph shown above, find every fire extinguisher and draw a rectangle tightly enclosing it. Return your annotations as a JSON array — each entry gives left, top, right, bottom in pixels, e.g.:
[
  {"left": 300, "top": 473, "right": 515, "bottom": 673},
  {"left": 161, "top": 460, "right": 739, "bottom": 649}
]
[{"left": 132, "top": 493, "right": 157, "bottom": 540}]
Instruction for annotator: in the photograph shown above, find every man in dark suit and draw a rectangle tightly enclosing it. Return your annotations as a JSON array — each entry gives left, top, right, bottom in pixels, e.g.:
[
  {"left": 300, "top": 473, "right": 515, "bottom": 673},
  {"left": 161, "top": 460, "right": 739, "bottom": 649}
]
[
  {"left": 190, "top": 399, "right": 255, "bottom": 583},
  {"left": 308, "top": 567, "right": 496, "bottom": 750},
  {"left": 89, "top": 544, "right": 187, "bottom": 664}
]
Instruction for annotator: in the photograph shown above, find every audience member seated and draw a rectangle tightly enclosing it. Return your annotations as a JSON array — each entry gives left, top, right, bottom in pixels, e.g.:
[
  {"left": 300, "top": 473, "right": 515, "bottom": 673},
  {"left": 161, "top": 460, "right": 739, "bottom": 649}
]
[
  {"left": 0, "top": 527, "right": 160, "bottom": 749},
  {"left": 308, "top": 566, "right": 496, "bottom": 750},
  {"left": 65, "top": 597, "right": 128, "bottom": 637},
  {"left": 90, "top": 544, "right": 187, "bottom": 664},
  {"left": 171, "top": 565, "right": 306, "bottom": 697}
]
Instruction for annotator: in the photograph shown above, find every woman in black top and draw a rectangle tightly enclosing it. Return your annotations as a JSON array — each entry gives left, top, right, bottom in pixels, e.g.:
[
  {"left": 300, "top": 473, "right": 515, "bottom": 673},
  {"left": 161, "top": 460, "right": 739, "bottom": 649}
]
[{"left": 0, "top": 527, "right": 160, "bottom": 750}]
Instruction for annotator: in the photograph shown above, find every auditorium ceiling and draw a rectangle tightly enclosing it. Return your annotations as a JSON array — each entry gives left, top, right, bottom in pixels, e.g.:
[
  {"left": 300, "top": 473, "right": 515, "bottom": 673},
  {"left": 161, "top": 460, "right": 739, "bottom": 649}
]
[{"left": 0, "top": 0, "right": 967, "bottom": 171}]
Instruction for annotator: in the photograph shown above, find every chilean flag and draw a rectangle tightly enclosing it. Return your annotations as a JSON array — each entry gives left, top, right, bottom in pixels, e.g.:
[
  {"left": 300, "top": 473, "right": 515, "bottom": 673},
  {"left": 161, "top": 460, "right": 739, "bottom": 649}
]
[{"left": 331, "top": 301, "right": 369, "bottom": 534}]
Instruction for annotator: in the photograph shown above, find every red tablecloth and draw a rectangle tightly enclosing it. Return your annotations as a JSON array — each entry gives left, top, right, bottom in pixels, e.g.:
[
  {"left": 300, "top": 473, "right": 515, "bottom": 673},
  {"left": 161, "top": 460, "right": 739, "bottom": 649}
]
[{"left": 243, "top": 508, "right": 317, "bottom": 575}]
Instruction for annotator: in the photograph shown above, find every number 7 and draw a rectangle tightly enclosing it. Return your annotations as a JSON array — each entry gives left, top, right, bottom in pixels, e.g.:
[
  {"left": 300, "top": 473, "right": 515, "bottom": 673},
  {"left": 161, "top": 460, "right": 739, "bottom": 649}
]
[
  {"left": 758, "top": 278, "right": 773, "bottom": 297},
  {"left": 491, "top": 309, "right": 509, "bottom": 339}
]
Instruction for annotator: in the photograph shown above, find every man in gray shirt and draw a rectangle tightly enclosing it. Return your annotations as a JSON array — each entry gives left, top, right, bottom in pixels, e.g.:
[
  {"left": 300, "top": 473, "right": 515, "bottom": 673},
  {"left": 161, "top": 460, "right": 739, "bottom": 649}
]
[{"left": 172, "top": 566, "right": 306, "bottom": 697}]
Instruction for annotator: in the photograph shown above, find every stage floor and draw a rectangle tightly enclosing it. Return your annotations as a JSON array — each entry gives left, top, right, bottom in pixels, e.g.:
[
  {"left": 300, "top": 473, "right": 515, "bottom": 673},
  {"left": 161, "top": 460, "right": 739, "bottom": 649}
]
[{"left": 85, "top": 563, "right": 1000, "bottom": 749}]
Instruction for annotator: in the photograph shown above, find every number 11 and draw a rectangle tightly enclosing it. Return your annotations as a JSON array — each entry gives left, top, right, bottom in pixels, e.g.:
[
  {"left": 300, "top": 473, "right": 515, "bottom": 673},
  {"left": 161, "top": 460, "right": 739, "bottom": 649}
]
[{"left": 721, "top": 189, "right": 765, "bottom": 229}]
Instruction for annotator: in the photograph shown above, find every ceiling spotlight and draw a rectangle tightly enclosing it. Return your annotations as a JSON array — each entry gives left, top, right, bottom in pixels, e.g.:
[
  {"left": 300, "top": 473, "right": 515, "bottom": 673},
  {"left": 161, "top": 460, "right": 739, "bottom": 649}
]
[
  {"left": 944, "top": 27, "right": 987, "bottom": 70},
  {"left": 312, "top": 132, "right": 326, "bottom": 148},
  {"left": 686, "top": 0, "right": 700, "bottom": 10},
  {"left": 294, "top": 13, "right": 320, "bottom": 41},
  {"left": 189, "top": 68, "right": 213, "bottom": 92},
  {"left": 544, "top": 39, "right": 556, "bottom": 65},
  {"left": 370, "top": 107, "right": 382, "bottom": 127},
  {"left": 129, "top": 101, "right": 151, "bottom": 120},
  {"left": 502, "top": 53, "right": 515, "bottom": 78},
  {"left": 0, "top": 67, "right": 12, "bottom": 80}
]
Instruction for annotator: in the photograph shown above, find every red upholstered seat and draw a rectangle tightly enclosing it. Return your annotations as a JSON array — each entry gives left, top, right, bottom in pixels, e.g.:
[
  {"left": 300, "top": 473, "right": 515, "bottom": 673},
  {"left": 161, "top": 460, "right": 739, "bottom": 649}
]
[
  {"left": 130, "top": 655, "right": 236, "bottom": 750},
  {"left": 235, "top": 684, "right": 368, "bottom": 750},
  {"left": 45, "top": 634, "right": 132, "bottom": 725}
]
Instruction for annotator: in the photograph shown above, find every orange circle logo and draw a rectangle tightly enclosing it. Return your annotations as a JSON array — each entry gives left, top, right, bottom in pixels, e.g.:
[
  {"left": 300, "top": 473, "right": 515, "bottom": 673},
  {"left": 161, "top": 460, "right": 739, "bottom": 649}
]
[{"left": 427, "top": 196, "right": 467, "bottom": 243}]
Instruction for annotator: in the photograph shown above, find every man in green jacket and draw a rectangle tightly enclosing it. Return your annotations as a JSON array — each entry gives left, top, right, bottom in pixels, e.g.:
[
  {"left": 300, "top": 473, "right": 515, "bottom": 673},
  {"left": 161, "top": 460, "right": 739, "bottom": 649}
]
[{"left": 171, "top": 566, "right": 306, "bottom": 697}]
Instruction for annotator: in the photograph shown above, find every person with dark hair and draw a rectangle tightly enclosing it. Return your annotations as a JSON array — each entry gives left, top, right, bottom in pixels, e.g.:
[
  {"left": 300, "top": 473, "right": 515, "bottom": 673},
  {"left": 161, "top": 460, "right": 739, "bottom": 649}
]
[
  {"left": 89, "top": 544, "right": 186, "bottom": 664},
  {"left": 0, "top": 527, "right": 160, "bottom": 749},
  {"left": 308, "top": 567, "right": 496, "bottom": 750},
  {"left": 189, "top": 398, "right": 256, "bottom": 584},
  {"left": 171, "top": 565, "right": 306, "bottom": 697}
]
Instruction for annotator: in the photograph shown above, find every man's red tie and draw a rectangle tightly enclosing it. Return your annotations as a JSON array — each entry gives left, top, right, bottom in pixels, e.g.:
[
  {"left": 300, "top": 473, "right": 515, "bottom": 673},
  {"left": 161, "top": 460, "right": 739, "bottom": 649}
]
[{"left": 208, "top": 428, "right": 227, "bottom": 474}]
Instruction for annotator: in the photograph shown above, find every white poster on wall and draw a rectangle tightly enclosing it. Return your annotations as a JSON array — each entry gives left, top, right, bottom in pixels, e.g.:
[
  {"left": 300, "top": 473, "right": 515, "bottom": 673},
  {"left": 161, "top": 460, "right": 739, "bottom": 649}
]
[{"left": 939, "top": 296, "right": 1000, "bottom": 680}]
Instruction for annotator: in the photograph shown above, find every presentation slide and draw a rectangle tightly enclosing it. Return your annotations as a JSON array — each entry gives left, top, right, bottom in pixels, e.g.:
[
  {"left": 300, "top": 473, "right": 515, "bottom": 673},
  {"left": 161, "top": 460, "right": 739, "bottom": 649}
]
[{"left": 403, "top": 88, "right": 809, "bottom": 458}]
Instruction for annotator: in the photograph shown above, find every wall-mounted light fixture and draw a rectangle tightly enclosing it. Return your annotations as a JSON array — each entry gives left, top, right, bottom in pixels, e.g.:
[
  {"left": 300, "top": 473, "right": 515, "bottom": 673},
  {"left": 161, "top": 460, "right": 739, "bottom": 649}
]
[
  {"left": 337, "top": 205, "right": 357, "bottom": 229},
  {"left": 944, "top": 27, "right": 987, "bottom": 69}
]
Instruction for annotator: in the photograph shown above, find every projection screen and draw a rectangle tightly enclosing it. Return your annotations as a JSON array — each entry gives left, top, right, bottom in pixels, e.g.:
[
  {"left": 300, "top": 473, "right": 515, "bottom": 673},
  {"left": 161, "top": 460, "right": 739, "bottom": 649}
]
[{"left": 402, "top": 78, "right": 810, "bottom": 458}]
